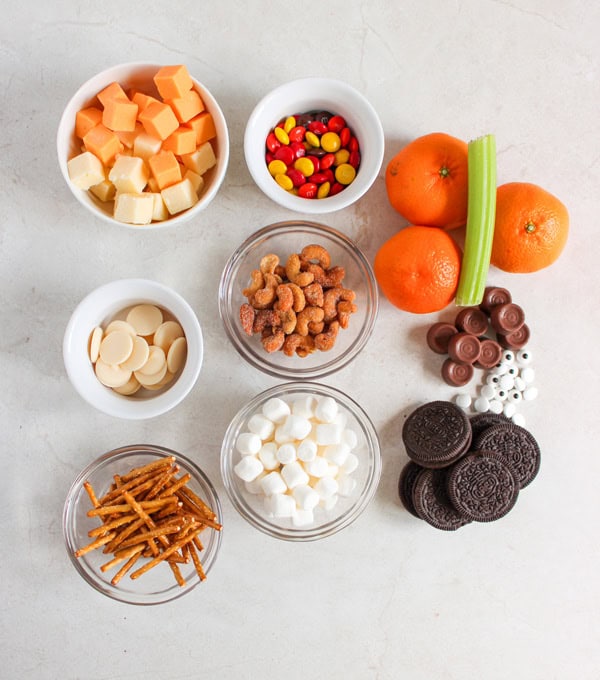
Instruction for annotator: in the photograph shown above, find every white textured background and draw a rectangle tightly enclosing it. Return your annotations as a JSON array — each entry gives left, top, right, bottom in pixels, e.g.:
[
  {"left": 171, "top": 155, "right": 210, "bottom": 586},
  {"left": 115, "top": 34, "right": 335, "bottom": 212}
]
[{"left": 1, "top": 1, "right": 598, "bottom": 678}]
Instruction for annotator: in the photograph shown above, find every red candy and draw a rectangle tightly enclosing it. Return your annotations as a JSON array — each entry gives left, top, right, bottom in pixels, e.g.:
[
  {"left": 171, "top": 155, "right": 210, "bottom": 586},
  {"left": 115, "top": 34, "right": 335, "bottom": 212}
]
[{"left": 263, "top": 110, "right": 361, "bottom": 199}]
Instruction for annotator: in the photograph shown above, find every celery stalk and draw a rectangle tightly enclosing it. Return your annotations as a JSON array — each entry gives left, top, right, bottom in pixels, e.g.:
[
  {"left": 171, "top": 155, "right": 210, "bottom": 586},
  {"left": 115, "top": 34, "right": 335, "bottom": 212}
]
[{"left": 455, "top": 134, "right": 497, "bottom": 306}]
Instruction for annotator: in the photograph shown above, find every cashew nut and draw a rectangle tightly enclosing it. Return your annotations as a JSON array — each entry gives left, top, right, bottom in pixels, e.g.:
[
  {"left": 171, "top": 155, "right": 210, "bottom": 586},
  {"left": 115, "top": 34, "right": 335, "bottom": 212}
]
[
  {"left": 315, "top": 321, "right": 340, "bottom": 351},
  {"left": 295, "top": 306, "right": 325, "bottom": 336},
  {"left": 300, "top": 244, "right": 331, "bottom": 269},
  {"left": 261, "top": 328, "right": 285, "bottom": 353},
  {"left": 285, "top": 253, "right": 314, "bottom": 288},
  {"left": 242, "top": 269, "right": 264, "bottom": 300},
  {"left": 239, "top": 303, "right": 255, "bottom": 335}
]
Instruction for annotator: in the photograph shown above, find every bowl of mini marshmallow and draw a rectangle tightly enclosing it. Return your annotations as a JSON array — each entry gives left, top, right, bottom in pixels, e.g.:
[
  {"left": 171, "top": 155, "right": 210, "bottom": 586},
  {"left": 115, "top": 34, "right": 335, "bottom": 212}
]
[{"left": 220, "top": 381, "right": 381, "bottom": 541}]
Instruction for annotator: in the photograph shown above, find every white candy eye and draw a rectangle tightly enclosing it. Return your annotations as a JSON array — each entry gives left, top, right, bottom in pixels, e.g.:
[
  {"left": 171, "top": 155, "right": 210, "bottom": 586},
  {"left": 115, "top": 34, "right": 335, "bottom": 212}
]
[
  {"left": 486, "top": 374, "right": 500, "bottom": 386},
  {"left": 507, "top": 389, "right": 522, "bottom": 403},
  {"left": 502, "top": 350, "right": 515, "bottom": 364},
  {"left": 517, "top": 349, "right": 533, "bottom": 365},
  {"left": 496, "top": 389, "right": 508, "bottom": 401},
  {"left": 507, "top": 367, "right": 518, "bottom": 377}
]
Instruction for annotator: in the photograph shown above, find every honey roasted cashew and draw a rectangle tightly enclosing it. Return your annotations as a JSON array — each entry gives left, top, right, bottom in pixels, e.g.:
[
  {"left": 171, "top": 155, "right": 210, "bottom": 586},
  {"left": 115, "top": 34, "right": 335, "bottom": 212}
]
[
  {"left": 261, "top": 328, "right": 285, "bottom": 353},
  {"left": 285, "top": 282, "right": 306, "bottom": 312},
  {"left": 273, "top": 284, "right": 294, "bottom": 312},
  {"left": 295, "top": 306, "right": 325, "bottom": 336},
  {"left": 336, "top": 300, "right": 358, "bottom": 328},
  {"left": 279, "top": 308, "right": 297, "bottom": 335},
  {"left": 282, "top": 333, "right": 316, "bottom": 357},
  {"left": 323, "top": 287, "right": 357, "bottom": 322},
  {"left": 302, "top": 281, "right": 324, "bottom": 307},
  {"left": 252, "top": 272, "right": 280, "bottom": 309},
  {"left": 242, "top": 269, "right": 264, "bottom": 300},
  {"left": 259, "top": 253, "right": 279, "bottom": 275},
  {"left": 252, "top": 309, "right": 282, "bottom": 334},
  {"left": 239, "top": 303, "right": 256, "bottom": 335},
  {"left": 300, "top": 244, "right": 331, "bottom": 270},
  {"left": 315, "top": 321, "right": 340, "bottom": 351},
  {"left": 303, "top": 263, "right": 346, "bottom": 289},
  {"left": 285, "top": 253, "right": 314, "bottom": 288}
]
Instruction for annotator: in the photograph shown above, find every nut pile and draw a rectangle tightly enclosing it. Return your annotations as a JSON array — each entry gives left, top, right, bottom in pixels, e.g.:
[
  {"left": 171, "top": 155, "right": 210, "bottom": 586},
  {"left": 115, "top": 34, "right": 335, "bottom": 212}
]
[{"left": 239, "top": 244, "right": 357, "bottom": 357}]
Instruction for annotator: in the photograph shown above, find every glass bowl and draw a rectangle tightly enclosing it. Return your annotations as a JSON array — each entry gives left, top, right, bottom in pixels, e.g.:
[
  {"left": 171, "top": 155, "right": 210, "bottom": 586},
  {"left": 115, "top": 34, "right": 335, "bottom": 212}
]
[
  {"left": 57, "top": 62, "right": 229, "bottom": 229},
  {"left": 218, "top": 221, "right": 378, "bottom": 380},
  {"left": 220, "top": 382, "right": 381, "bottom": 541},
  {"left": 63, "top": 278, "right": 203, "bottom": 419},
  {"left": 63, "top": 444, "right": 222, "bottom": 605},
  {"left": 244, "top": 77, "right": 384, "bottom": 214}
]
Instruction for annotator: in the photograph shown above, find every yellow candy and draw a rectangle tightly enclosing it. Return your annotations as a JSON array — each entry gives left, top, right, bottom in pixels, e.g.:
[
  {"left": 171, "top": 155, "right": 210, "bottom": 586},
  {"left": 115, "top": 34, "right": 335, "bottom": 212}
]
[
  {"left": 317, "top": 182, "right": 331, "bottom": 199},
  {"left": 294, "top": 157, "right": 316, "bottom": 177},
  {"left": 335, "top": 163, "right": 356, "bottom": 185},
  {"left": 274, "top": 127, "right": 290, "bottom": 145},
  {"left": 275, "top": 173, "right": 293, "bottom": 191},
  {"left": 283, "top": 116, "right": 296, "bottom": 134},
  {"left": 334, "top": 149, "right": 350, "bottom": 166},
  {"left": 304, "top": 131, "right": 320, "bottom": 148},
  {"left": 321, "top": 131, "right": 341, "bottom": 153},
  {"left": 268, "top": 159, "right": 288, "bottom": 176}
]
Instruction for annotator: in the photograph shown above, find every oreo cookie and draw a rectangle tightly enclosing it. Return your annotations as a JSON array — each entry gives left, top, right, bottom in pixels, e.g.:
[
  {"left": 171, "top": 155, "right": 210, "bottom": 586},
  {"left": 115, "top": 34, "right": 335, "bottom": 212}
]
[
  {"left": 474, "top": 423, "right": 541, "bottom": 488},
  {"left": 412, "top": 467, "right": 471, "bottom": 531},
  {"left": 402, "top": 401, "right": 472, "bottom": 468},
  {"left": 469, "top": 412, "right": 510, "bottom": 441},
  {"left": 447, "top": 451, "right": 519, "bottom": 522},
  {"left": 398, "top": 461, "right": 424, "bottom": 517}
]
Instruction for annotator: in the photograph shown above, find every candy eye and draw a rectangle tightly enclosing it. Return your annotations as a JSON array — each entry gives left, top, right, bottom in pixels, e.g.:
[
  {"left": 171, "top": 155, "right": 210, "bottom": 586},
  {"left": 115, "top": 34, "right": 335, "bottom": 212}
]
[
  {"left": 517, "top": 349, "right": 533, "bottom": 365},
  {"left": 508, "top": 389, "right": 522, "bottom": 403},
  {"left": 502, "top": 350, "right": 515, "bottom": 364}
]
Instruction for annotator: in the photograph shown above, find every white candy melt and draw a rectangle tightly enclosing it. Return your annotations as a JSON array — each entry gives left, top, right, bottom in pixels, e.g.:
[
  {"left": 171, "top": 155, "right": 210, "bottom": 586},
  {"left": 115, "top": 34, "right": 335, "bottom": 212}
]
[
  {"left": 276, "top": 443, "right": 297, "bottom": 465},
  {"left": 258, "top": 442, "right": 279, "bottom": 470},
  {"left": 292, "top": 484, "right": 320, "bottom": 511},
  {"left": 247, "top": 413, "right": 275, "bottom": 440},
  {"left": 260, "top": 471, "right": 287, "bottom": 496},
  {"left": 234, "top": 455, "right": 264, "bottom": 482},
  {"left": 281, "top": 461, "right": 310, "bottom": 489},
  {"left": 262, "top": 397, "right": 291, "bottom": 423},
  {"left": 315, "top": 396, "right": 338, "bottom": 423},
  {"left": 235, "top": 432, "right": 262, "bottom": 456}
]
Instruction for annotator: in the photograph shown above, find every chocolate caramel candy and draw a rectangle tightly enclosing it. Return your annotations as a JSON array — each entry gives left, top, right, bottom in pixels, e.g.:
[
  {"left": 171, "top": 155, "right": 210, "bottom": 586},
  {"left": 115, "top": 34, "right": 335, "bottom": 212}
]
[
  {"left": 447, "top": 332, "right": 481, "bottom": 364},
  {"left": 479, "top": 286, "right": 512, "bottom": 314},
  {"left": 426, "top": 322, "right": 458, "bottom": 354},
  {"left": 454, "top": 307, "right": 489, "bottom": 336},
  {"left": 490, "top": 303, "right": 525, "bottom": 334},
  {"left": 497, "top": 323, "right": 531, "bottom": 350},
  {"left": 441, "top": 358, "right": 474, "bottom": 387}
]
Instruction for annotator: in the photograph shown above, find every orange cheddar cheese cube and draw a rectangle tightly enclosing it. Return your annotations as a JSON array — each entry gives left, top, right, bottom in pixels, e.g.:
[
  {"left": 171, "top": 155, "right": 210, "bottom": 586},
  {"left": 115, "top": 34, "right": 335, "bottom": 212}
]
[
  {"left": 185, "top": 111, "right": 217, "bottom": 146},
  {"left": 83, "top": 124, "right": 123, "bottom": 165},
  {"left": 153, "top": 64, "right": 193, "bottom": 100},
  {"left": 138, "top": 101, "right": 179, "bottom": 141},
  {"left": 161, "top": 126, "right": 197, "bottom": 156},
  {"left": 167, "top": 89, "right": 205, "bottom": 123},
  {"left": 75, "top": 107, "right": 103, "bottom": 139},
  {"left": 130, "top": 90, "right": 160, "bottom": 116},
  {"left": 148, "top": 150, "right": 182, "bottom": 190},
  {"left": 97, "top": 81, "right": 128, "bottom": 107},
  {"left": 102, "top": 96, "right": 139, "bottom": 132}
]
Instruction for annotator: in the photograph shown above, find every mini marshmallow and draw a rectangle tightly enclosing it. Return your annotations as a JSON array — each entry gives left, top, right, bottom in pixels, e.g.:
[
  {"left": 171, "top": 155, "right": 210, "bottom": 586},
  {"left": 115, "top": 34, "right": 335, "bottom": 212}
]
[
  {"left": 323, "top": 442, "right": 350, "bottom": 466},
  {"left": 247, "top": 413, "right": 275, "bottom": 440},
  {"left": 304, "top": 456, "right": 329, "bottom": 478},
  {"left": 321, "top": 494, "right": 338, "bottom": 511},
  {"left": 342, "top": 428, "right": 358, "bottom": 450},
  {"left": 297, "top": 438, "right": 317, "bottom": 462},
  {"left": 274, "top": 424, "right": 295, "bottom": 444},
  {"left": 276, "top": 442, "right": 297, "bottom": 465},
  {"left": 333, "top": 411, "right": 348, "bottom": 429},
  {"left": 341, "top": 452, "right": 359, "bottom": 475},
  {"left": 260, "top": 471, "right": 288, "bottom": 496},
  {"left": 258, "top": 442, "right": 279, "bottom": 470},
  {"left": 291, "top": 395, "right": 315, "bottom": 419},
  {"left": 314, "top": 476, "right": 338, "bottom": 499},
  {"left": 244, "top": 472, "right": 267, "bottom": 495},
  {"left": 281, "top": 461, "right": 310, "bottom": 489},
  {"left": 292, "top": 484, "right": 320, "bottom": 511},
  {"left": 337, "top": 474, "right": 357, "bottom": 497},
  {"left": 262, "top": 397, "right": 291, "bottom": 423},
  {"left": 315, "top": 422, "right": 343, "bottom": 446},
  {"left": 315, "top": 395, "right": 338, "bottom": 423},
  {"left": 270, "top": 492, "right": 297, "bottom": 518},
  {"left": 325, "top": 463, "right": 339, "bottom": 478},
  {"left": 235, "top": 431, "right": 262, "bottom": 456},
  {"left": 282, "top": 414, "right": 312, "bottom": 441},
  {"left": 234, "top": 455, "right": 264, "bottom": 482},
  {"left": 292, "top": 508, "right": 315, "bottom": 527}
]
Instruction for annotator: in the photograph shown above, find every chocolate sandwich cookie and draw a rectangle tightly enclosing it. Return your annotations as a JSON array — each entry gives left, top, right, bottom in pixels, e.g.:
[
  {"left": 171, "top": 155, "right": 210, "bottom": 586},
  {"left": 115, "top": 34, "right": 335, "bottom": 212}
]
[
  {"left": 402, "top": 400, "right": 472, "bottom": 468},
  {"left": 474, "top": 423, "right": 541, "bottom": 488},
  {"left": 447, "top": 451, "right": 519, "bottom": 522},
  {"left": 412, "top": 467, "right": 471, "bottom": 531},
  {"left": 398, "top": 460, "right": 425, "bottom": 517},
  {"left": 469, "top": 412, "right": 510, "bottom": 441}
]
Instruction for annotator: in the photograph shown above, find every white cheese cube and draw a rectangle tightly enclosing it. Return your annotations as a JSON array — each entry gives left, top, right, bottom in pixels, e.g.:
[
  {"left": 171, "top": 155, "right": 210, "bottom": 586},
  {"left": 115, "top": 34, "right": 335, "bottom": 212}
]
[
  {"left": 133, "top": 132, "right": 162, "bottom": 161},
  {"left": 161, "top": 177, "right": 199, "bottom": 215},
  {"left": 89, "top": 179, "right": 116, "bottom": 202},
  {"left": 181, "top": 141, "right": 216, "bottom": 176},
  {"left": 113, "top": 192, "right": 154, "bottom": 225},
  {"left": 184, "top": 168, "right": 205, "bottom": 195},
  {"left": 67, "top": 151, "right": 105, "bottom": 190},
  {"left": 150, "top": 193, "right": 169, "bottom": 221},
  {"left": 108, "top": 155, "right": 149, "bottom": 194}
]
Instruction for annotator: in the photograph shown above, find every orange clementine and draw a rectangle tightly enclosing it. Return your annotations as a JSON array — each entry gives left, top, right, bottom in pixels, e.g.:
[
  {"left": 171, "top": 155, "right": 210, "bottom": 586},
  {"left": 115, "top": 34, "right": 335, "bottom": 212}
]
[
  {"left": 374, "top": 225, "right": 462, "bottom": 314},
  {"left": 491, "top": 182, "right": 569, "bottom": 273},
  {"left": 385, "top": 132, "right": 468, "bottom": 230}
]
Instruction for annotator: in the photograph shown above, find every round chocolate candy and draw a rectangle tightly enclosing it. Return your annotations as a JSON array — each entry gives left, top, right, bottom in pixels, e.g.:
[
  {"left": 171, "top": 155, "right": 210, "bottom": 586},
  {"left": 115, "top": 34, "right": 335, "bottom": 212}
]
[
  {"left": 479, "top": 286, "right": 512, "bottom": 313},
  {"left": 441, "top": 358, "right": 474, "bottom": 387},
  {"left": 475, "top": 338, "right": 503, "bottom": 369},
  {"left": 412, "top": 467, "right": 471, "bottom": 531},
  {"left": 426, "top": 322, "right": 458, "bottom": 354},
  {"left": 402, "top": 400, "right": 472, "bottom": 469},
  {"left": 447, "top": 332, "right": 481, "bottom": 364},
  {"left": 497, "top": 323, "right": 531, "bottom": 350},
  {"left": 490, "top": 303, "right": 525, "bottom": 334},
  {"left": 474, "top": 422, "right": 541, "bottom": 488},
  {"left": 447, "top": 451, "right": 520, "bottom": 522},
  {"left": 455, "top": 307, "right": 489, "bottom": 336},
  {"left": 398, "top": 460, "right": 425, "bottom": 517}
]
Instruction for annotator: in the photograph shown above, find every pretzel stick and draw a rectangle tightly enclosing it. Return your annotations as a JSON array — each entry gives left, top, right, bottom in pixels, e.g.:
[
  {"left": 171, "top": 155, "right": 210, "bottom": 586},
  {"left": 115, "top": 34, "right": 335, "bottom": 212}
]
[
  {"left": 188, "top": 541, "right": 207, "bottom": 581},
  {"left": 144, "top": 466, "right": 179, "bottom": 500},
  {"left": 83, "top": 481, "right": 100, "bottom": 508},
  {"left": 157, "top": 472, "right": 192, "bottom": 498},
  {"left": 88, "top": 512, "right": 138, "bottom": 537},
  {"left": 87, "top": 497, "right": 173, "bottom": 517},
  {"left": 169, "top": 562, "right": 186, "bottom": 587},
  {"left": 99, "top": 467, "right": 173, "bottom": 504},
  {"left": 104, "top": 517, "right": 145, "bottom": 553},
  {"left": 74, "top": 532, "right": 116, "bottom": 557},
  {"left": 111, "top": 551, "right": 143, "bottom": 586},
  {"left": 100, "top": 544, "right": 145, "bottom": 573},
  {"left": 130, "top": 528, "right": 202, "bottom": 580},
  {"left": 119, "top": 456, "right": 176, "bottom": 482},
  {"left": 118, "top": 523, "right": 182, "bottom": 550},
  {"left": 177, "top": 487, "right": 217, "bottom": 521}
]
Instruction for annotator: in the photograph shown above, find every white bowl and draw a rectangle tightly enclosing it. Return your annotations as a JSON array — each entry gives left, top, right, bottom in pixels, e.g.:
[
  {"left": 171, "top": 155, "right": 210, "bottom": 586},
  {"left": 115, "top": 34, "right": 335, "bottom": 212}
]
[
  {"left": 244, "top": 77, "right": 384, "bottom": 214},
  {"left": 63, "top": 279, "right": 203, "bottom": 419},
  {"left": 57, "top": 62, "right": 229, "bottom": 229}
]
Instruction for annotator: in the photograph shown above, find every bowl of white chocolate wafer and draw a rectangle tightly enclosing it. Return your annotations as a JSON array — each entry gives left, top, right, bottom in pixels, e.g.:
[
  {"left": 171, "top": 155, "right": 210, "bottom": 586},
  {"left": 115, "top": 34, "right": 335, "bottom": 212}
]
[
  {"left": 63, "top": 278, "right": 203, "bottom": 419},
  {"left": 221, "top": 382, "right": 381, "bottom": 541}
]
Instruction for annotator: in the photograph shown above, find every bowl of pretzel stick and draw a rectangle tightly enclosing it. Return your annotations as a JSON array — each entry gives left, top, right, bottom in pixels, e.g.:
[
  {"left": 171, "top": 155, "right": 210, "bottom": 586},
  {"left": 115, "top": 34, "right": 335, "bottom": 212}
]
[
  {"left": 63, "top": 444, "right": 223, "bottom": 605},
  {"left": 218, "top": 220, "right": 379, "bottom": 380}
]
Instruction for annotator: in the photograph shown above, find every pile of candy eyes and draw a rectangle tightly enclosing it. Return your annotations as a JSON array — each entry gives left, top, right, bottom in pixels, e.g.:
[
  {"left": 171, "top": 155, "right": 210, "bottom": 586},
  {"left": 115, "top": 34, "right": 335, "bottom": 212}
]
[{"left": 265, "top": 110, "right": 361, "bottom": 199}]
